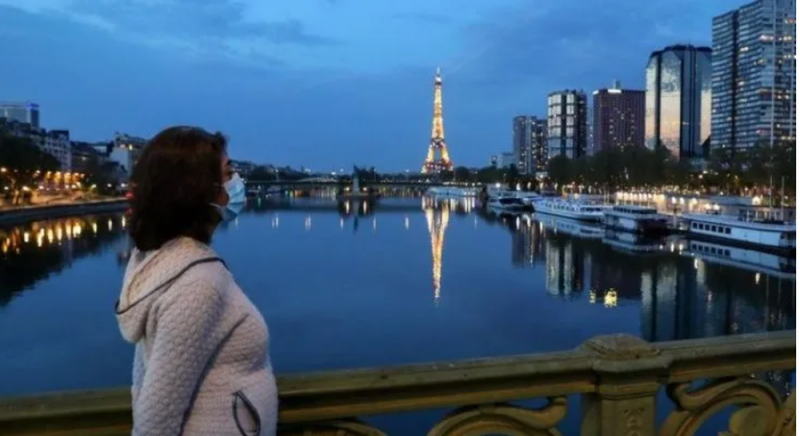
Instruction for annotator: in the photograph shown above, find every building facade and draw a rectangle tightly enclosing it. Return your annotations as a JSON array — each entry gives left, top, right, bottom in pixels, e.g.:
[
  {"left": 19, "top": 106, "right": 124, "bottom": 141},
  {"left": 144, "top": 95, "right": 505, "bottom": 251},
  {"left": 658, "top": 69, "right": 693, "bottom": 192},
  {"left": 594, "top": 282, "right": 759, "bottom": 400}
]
[
  {"left": 0, "top": 102, "right": 40, "bottom": 129},
  {"left": 110, "top": 132, "right": 148, "bottom": 176},
  {"left": 0, "top": 118, "right": 71, "bottom": 171},
  {"left": 711, "top": 0, "right": 796, "bottom": 150},
  {"left": 593, "top": 83, "right": 646, "bottom": 152},
  {"left": 45, "top": 130, "right": 72, "bottom": 172},
  {"left": 512, "top": 116, "right": 548, "bottom": 174},
  {"left": 491, "top": 152, "right": 516, "bottom": 169},
  {"left": 585, "top": 105, "right": 595, "bottom": 156},
  {"left": 547, "top": 90, "right": 587, "bottom": 159},
  {"left": 645, "top": 45, "right": 712, "bottom": 162},
  {"left": 71, "top": 141, "right": 110, "bottom": 174}
]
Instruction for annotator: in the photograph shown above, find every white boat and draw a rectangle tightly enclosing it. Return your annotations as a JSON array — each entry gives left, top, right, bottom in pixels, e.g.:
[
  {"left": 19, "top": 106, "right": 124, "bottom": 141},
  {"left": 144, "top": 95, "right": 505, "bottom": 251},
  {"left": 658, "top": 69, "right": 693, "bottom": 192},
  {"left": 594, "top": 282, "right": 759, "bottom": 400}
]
[
  {"left": 513, "top": 191, "right": 544, "bottom": 208},
  {"left": 426, "top": 187, "right": 477, "bottom": 197},
  {"left": 683, "top": 213, "right": 796, "bottom": 253},
  {"left": 603, "top": 204, "right": 668, "bottom": 234},
  {"left": 535, "top": 199, "right": 608, "bottom": 222},
  {"left": 487, "top": 195, "right": 527, "bottom": 211},
  {"left": 486, "top": 186, "right": 512, "bottom": 199}
]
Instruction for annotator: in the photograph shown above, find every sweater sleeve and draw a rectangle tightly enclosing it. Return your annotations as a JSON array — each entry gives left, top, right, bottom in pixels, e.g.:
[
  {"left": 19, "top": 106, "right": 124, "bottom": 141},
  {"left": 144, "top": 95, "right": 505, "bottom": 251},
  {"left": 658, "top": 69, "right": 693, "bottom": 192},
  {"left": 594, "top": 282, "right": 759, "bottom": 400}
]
[{"left": 132, "top": 280, "right": 225, "bottom": 436}]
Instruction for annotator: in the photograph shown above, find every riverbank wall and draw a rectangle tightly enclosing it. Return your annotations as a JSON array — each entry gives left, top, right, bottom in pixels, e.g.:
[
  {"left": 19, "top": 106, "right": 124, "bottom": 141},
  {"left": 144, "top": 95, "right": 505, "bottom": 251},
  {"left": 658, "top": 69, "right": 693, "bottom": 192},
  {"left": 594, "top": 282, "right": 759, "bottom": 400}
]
[{"left": 0, "top": 199, "right": 128, "bottom": 226}]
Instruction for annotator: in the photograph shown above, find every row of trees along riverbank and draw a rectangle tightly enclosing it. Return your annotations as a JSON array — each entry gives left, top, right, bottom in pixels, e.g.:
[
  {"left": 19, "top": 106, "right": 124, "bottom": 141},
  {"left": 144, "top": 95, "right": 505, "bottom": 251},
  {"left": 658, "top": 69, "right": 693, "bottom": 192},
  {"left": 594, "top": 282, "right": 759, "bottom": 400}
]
[{"left": 445, "top": 142, "right": 795, "bottom": 203}]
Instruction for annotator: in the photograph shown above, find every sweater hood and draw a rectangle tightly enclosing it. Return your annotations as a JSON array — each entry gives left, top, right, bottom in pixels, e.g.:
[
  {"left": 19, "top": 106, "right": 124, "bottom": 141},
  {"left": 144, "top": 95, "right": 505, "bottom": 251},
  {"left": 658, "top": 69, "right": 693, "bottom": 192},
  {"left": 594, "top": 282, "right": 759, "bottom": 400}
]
[{"left": 116, "top": 237, "right": 222, "bottom": 343}]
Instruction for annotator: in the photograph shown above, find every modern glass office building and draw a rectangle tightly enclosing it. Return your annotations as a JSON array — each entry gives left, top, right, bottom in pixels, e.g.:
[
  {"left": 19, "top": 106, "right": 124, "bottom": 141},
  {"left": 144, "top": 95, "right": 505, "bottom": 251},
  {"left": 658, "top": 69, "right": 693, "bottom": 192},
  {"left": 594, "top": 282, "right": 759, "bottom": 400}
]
[{"left": 645, "top": 45, "right": 713, "bottom": 161}]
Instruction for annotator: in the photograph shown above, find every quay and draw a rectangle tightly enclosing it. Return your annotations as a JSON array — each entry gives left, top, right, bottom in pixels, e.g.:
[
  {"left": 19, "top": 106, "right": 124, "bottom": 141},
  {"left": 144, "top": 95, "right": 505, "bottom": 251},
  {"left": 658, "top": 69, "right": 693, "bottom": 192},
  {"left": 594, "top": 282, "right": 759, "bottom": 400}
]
[
  {"left": 0, "top": 331, "right": 794, "bottom": 435},
  {"left": 0, "top": 199, "right": 128, "bottom": 226}
]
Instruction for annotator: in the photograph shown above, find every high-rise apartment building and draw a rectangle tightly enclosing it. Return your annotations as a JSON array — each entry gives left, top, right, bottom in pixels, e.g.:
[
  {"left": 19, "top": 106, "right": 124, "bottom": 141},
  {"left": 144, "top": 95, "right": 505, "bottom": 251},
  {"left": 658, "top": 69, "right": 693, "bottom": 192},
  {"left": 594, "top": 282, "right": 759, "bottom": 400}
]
[
  {"left": 712, "top": 0, "right": 796, "bottom": 149},
  {"left": 593, "top": 82, "right": 646, "bottom": 152},
  {"left": 547, "top": 90, "right": 587, "bottom": 159},
  {"left": 512, "top": 116, "right": 548, "bottom": 174},
  {"left": 645, "top": 45, "right": 712, "bottom": 162}
]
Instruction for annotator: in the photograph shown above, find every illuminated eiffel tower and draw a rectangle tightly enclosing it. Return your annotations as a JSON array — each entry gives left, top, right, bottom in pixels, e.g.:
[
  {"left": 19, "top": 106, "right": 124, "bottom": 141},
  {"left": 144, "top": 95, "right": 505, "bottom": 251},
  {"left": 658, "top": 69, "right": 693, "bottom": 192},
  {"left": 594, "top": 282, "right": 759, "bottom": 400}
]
[{"left": 421, "top": 68, "right": 454, "bottom": 174}]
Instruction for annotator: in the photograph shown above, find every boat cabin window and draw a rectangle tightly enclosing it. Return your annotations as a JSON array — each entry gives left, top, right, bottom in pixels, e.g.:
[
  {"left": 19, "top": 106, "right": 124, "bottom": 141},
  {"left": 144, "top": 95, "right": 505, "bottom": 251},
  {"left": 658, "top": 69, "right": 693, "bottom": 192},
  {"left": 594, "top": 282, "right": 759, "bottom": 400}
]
[{"left": 724, "top": 227, "right": 731, "bottom": 234}]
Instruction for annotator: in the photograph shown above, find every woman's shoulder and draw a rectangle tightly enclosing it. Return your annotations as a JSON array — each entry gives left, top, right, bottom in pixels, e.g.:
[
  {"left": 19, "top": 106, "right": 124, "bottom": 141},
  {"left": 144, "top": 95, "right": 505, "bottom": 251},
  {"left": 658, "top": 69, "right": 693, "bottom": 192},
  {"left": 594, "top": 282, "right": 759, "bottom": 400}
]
[{"left": 172, "top": 259, "right": 232, "bottom": 295}]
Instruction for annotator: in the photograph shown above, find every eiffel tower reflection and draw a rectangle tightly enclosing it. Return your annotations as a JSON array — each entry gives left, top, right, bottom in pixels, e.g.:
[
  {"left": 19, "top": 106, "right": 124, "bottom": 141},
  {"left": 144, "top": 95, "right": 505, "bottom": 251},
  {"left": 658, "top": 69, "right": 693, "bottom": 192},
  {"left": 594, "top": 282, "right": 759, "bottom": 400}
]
[{"left": 425, "top": 199, "right": 450, "bottom": 304}]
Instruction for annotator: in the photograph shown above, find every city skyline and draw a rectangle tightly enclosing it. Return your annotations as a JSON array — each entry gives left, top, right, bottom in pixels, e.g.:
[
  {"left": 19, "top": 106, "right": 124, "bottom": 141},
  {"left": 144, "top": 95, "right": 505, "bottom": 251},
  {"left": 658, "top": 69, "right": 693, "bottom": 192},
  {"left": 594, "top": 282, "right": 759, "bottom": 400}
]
[{"left": 0, "top": 1, "right": 741, "bottom": 170}]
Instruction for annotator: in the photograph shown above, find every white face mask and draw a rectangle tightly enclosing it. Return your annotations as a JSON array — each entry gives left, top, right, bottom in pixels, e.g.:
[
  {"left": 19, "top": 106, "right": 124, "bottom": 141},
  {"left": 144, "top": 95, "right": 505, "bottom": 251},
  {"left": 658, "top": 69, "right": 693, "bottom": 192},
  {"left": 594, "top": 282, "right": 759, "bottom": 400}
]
[{"left": 211, "top": 173, "right": 246, "bottom": 223}]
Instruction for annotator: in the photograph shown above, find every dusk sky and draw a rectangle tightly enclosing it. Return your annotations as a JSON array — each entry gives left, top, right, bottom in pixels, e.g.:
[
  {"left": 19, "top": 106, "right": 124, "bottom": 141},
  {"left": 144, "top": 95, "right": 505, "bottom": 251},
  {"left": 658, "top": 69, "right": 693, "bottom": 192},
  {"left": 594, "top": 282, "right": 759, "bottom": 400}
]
[{"left": 0, "top": 0, "right": 740, "bottom": 171}]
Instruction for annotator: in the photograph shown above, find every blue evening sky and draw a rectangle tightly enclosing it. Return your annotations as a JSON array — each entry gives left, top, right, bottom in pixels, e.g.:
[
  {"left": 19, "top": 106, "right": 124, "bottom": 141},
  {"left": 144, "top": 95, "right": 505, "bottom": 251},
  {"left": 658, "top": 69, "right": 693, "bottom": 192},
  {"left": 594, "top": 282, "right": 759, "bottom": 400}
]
[{"left": 0, "top": 0, "right": 738, "bottom": 171}]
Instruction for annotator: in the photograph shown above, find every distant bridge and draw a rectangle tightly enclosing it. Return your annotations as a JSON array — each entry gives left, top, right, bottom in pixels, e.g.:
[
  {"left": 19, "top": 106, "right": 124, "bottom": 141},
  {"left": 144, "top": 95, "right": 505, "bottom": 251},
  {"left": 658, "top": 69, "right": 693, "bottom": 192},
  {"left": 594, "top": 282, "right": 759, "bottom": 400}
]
[{"left": 246, "top": 178, "right": 450, "bottom": 190}]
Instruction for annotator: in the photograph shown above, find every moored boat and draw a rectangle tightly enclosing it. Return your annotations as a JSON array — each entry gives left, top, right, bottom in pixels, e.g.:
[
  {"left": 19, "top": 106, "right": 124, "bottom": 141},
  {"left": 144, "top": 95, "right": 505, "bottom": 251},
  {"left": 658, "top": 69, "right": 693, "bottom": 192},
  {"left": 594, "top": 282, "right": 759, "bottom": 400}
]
[
  {"left": 487, "top": 195, "right": 527, "bottom": 211},
  {"left": 682, "top": 213, "right": 795, "bottom": 254},
  {"left": 513, "top": 192, "right": 545, "bottom": 210},
  {"left": 603, "top": 204, "right": 669, "bottom": 234},
  {"left": 535, "top": 199, "right": 608, "bottom": 222}
]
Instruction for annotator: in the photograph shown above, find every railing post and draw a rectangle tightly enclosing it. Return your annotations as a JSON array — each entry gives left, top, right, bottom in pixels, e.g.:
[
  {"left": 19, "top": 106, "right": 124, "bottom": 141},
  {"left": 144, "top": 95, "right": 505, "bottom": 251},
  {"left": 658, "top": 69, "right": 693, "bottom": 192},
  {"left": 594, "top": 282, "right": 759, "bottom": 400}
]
[{"left": 579, "top": 334, "right": 672, "bottom": 436}]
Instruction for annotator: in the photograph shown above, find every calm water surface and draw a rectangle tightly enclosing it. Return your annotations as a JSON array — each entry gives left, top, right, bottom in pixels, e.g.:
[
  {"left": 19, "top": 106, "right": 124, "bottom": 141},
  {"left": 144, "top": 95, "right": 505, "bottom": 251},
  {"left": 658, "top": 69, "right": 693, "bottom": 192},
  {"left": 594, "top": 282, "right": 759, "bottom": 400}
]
[{"left": 0, "top": 197, "right": 795, "bottom": 431}]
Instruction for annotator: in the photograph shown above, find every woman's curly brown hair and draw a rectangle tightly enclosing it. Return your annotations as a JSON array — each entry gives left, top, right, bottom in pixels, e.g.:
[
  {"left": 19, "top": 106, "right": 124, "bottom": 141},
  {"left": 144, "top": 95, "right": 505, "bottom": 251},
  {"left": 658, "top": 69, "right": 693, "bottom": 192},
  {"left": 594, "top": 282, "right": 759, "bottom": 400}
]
[{"left": 129, "top": 126, "right": 227, "bottom": 251}]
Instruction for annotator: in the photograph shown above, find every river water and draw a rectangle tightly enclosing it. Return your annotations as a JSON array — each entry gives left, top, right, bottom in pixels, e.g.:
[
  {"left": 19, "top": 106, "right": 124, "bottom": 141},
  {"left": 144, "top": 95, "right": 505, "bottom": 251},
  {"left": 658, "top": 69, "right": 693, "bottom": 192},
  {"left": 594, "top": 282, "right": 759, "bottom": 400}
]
[{"left": 0, "top": 196, "right": 794, "bottom": 431}]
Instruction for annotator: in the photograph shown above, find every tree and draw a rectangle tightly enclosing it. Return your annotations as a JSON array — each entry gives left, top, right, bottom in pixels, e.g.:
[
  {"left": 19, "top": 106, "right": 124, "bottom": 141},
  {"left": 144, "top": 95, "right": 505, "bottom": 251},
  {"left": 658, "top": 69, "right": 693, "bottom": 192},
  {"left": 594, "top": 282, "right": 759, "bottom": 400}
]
[
  {"left": 0, "top": 132, "right": 60, "bottom": 204},
  {"left": 82, "top": 155, "right": 120, "bottom": 196},
  {"left": 707, "top": 147, "right": 747, "bottom": 194},
  {"left": 476, "top": 166, "right": 503, "bottom": 184},
  {"left": 249, "top": 165, "right": 278, "bottom": 181},
  {"left": 546, "top": 155, "right": 572, "bottom": 189},
  {"left": 590, "top": 149, "right": 625, "bottom": 191},
  {"left": 741, "top": 141, "right": 796, "bottom": 200},
  {"left": 453, "top": 166, "right": 472, "bottom": 183}
]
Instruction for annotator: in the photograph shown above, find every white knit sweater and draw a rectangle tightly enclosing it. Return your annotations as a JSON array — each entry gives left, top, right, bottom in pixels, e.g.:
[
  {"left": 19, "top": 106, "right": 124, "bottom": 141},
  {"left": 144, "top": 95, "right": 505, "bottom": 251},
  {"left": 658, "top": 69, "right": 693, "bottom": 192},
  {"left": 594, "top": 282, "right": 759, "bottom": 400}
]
[{"left": 116, "top": 237, "right": 278, "bottom": 436}]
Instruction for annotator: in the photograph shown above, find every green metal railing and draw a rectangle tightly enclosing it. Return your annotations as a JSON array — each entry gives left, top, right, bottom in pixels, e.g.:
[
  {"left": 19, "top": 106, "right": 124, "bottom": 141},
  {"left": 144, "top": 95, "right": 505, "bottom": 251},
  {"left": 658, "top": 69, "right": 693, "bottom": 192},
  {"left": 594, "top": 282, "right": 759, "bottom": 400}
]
[{"left": 0, "top": 331, "right": 795, "bottom": 435}]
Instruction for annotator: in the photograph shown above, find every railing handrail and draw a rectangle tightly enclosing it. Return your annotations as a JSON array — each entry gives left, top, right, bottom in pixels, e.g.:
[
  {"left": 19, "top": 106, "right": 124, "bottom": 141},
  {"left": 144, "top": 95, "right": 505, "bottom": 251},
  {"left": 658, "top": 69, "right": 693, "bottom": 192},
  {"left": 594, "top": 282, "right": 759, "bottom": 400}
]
[
  {"left": 0, "top": 330, "right": 796, "bottom": 427},
  {"left": 0, "top": 330, "right": 794, "bottom": 431}
]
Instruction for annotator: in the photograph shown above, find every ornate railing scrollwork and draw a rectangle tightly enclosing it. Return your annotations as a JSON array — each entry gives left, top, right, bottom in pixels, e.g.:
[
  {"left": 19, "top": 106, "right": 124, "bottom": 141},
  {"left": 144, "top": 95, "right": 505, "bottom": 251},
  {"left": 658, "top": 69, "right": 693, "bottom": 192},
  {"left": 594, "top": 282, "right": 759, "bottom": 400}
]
[
  {"left": 427, "top": 397, "right": 567, "bottom": 436},
  {"left": 773, "top": 390, "right": 796, "bottom": 436},
  {"left": 658, "top": 378, "right": 793, "bottom": 436},
  {"left": 278, "top": 419, "right": 389, "bottom": 436}
]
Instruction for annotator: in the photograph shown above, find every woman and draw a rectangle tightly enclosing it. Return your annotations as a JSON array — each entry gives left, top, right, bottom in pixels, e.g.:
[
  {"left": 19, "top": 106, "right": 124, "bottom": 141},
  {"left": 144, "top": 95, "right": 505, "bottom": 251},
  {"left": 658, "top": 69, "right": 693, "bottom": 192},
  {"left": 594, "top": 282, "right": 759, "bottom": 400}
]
[{"left": 115, "top": 126, "right": 277, "bottom": 435}]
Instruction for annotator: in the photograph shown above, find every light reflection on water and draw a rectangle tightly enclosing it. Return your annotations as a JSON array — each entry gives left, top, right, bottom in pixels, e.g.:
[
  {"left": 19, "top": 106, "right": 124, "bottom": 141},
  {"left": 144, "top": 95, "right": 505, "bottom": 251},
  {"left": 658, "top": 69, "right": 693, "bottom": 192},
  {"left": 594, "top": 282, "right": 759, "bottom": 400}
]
[{"left": 0, "top": 197, "right": 795, "bottom": 398}]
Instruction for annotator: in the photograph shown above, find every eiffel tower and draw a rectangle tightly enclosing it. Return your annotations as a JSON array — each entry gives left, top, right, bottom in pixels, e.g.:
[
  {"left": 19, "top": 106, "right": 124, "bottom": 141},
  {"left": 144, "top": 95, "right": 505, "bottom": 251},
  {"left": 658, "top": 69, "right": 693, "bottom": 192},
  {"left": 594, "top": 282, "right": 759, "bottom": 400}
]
[{"left": 421, "top": 68, "right": 454, "bottom": 173}]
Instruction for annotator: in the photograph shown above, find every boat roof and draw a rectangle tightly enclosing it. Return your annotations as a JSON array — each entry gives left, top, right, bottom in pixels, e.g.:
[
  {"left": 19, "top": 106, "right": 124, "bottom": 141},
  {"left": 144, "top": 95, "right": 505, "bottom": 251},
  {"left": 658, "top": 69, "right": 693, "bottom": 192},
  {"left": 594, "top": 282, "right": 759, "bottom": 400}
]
[
  {"left": 612, "top": 204, "right": 658, "bottom": 210},
  {"left": 683, "top": 213, "right": 796, "bottom": 231}
]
